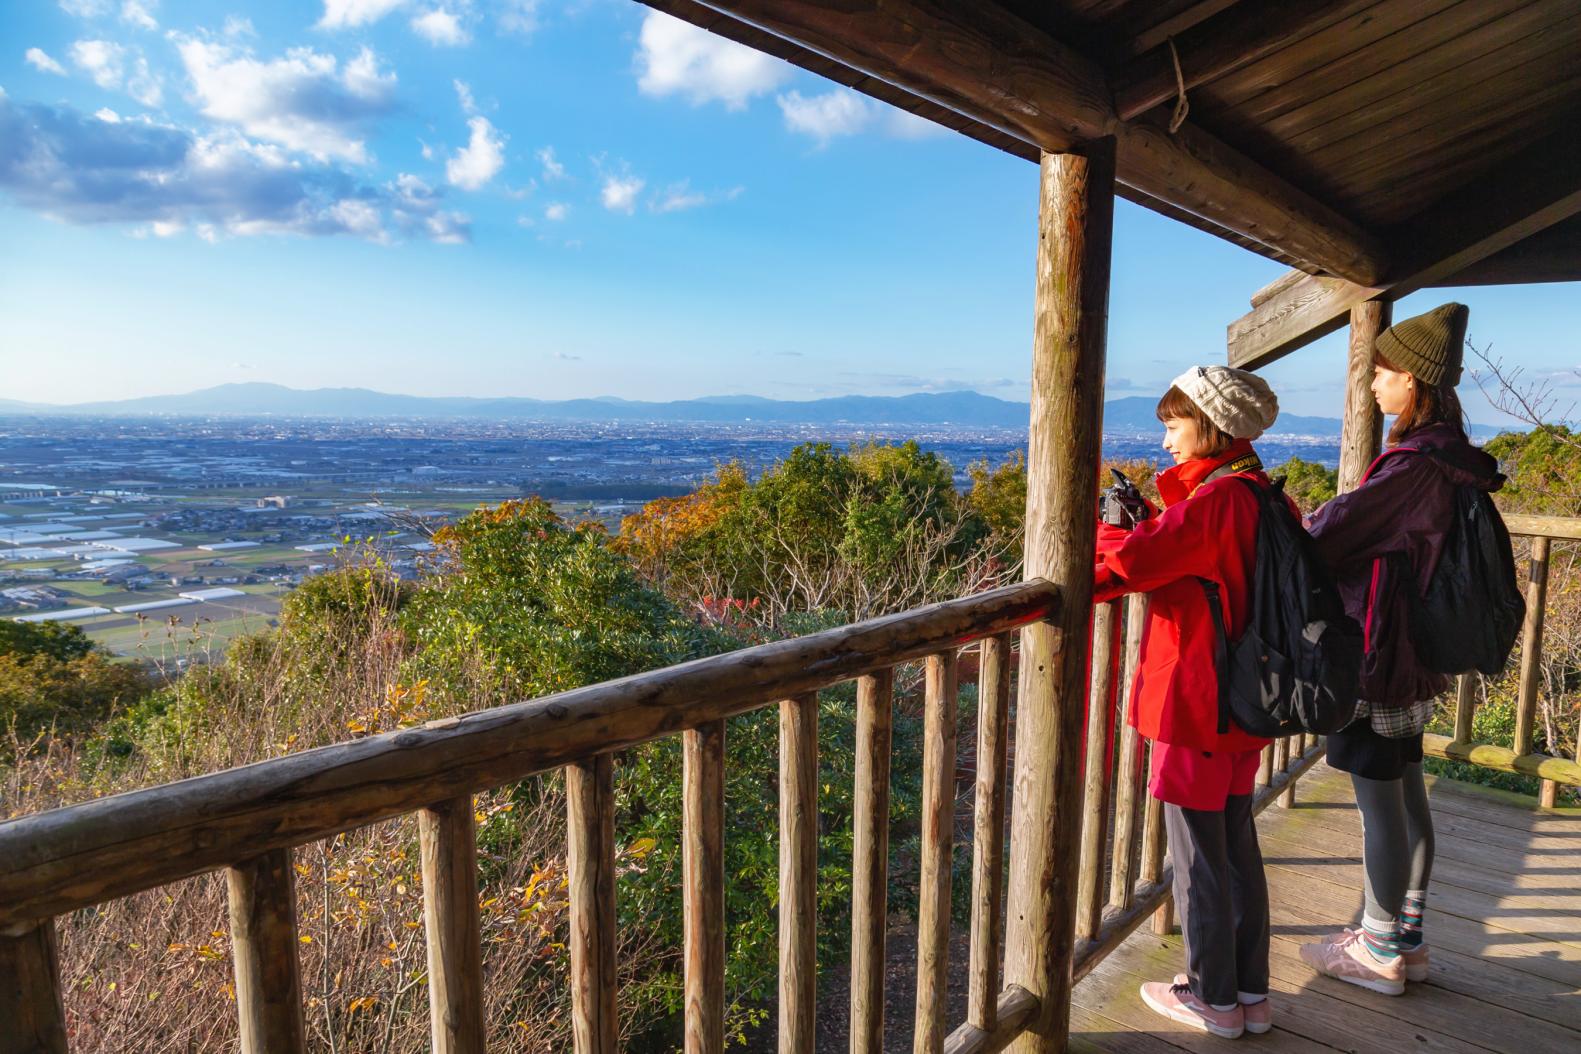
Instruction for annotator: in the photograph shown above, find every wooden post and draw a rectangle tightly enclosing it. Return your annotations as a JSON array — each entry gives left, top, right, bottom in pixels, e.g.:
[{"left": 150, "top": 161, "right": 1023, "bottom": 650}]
[
  {"left": 1258, "top": 742, "right": 1274, "bottom": 788},
  {"left": 780, "top": 692, "right": 819, "bottom": 1054},
  {"left": 915, "top": 650, "right": 961, "bottom": 1054},
  {"left": 1516, "top": 537, "right": 1552, "bottom": 806},
  {"left": 1004, "top": 138, "right": 1116, "bottom": 1054},
  {"left": 418, "top": 797, "right": 485, "bottom": 1054},
  {"left": 227, "top": 848, "right": 307, "bottom": 1054},
  {"left": 1453, "top": 674, "right": 1477, "bottom": 744},
  {"left": 1276, "top": 737, "right": 1296, "bottom": 809},
  {"left": 1338, "top": 301, "right": 1390, "bottom": 494},
  {"left": 1138, "top": 761, "right": 1172, "bottom": 936},
  {"left": 1109, "top": 596, "right": 1148, "bottom": 910},
  {"left": 0, "top": 918, "right": 67, "bottom": 1054},
  {"left": 568, "top": 755, "right": 617, "bottom": 1054},
  {"left": 684, "top": 721, "right": 727, "bottom": 1054},
  {"left": 1075, "top": 602, "right": 1121, "bottom": 939},
  {"left": 968, "top": 637, "right": 1012, "bottom": 1033},
  {"left": 851, "top": 671, "right": 894, "bottom": 1053}
]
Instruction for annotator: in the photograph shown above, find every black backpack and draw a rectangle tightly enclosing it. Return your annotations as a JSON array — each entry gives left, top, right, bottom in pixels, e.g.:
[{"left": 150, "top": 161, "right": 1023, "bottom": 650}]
[
  {"left": 1198, "top": 476, "right": 1363, "bottom": 738},
  {"left": 1404, "top": 450, "right": 1524, "bottom": 675}
]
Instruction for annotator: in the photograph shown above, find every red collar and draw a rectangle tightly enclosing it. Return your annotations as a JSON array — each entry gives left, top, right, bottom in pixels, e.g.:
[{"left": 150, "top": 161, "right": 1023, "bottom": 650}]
[{"left": 1156, "top": 439, "right": 1260, "bottom": 508}]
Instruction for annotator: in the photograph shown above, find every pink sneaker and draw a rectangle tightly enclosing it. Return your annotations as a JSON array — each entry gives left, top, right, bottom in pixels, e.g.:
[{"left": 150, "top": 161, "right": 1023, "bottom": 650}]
[
  {"left": 1140, "top": 980, "right": 1245, "bottom": 1038},
  {"left": 1172, "top": 974, "right": 1271, "bottom": 1034},
  {"left": 1402, "top": 943, "right": 1429, "bottom": 982},
  {"left": 1299, "top": 930, "right": 1405, "bottom": 995}
]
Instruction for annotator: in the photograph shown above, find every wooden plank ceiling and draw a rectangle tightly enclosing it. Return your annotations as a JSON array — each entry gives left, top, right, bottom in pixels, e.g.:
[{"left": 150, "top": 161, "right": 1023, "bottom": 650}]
[{"left": 644, "top": 1, "right": 1581, "bottom": 294}]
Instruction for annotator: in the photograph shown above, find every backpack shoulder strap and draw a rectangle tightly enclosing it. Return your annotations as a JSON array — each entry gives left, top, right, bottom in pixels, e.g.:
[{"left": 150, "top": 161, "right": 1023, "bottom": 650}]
[{"left": 1196, "top": 578, "right": 1233, "bottom": 736}]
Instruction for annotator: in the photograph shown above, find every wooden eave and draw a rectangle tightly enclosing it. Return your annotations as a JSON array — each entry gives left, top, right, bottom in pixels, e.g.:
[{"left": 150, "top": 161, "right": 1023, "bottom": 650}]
[{"left": 643, "top": 1, "right": 1581, "bottom": 363}]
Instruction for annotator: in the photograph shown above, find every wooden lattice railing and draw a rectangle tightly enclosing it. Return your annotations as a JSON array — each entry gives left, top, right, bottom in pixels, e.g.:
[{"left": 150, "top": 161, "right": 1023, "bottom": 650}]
[
  {"left": 1426, "top": 513, "right": 1581, "bottom": 806},
  {"left": 0, "top": 575, "right": 1327, "bottom": 1054}
]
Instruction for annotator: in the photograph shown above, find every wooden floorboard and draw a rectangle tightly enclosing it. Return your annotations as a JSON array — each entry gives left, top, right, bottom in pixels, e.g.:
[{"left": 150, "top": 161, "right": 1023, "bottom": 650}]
[{"left": 1070, "top": 764, "right": 1581, "bottom": 1054}]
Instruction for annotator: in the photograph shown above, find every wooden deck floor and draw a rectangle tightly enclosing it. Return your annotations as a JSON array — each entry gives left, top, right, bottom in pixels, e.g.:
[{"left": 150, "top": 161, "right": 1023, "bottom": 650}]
[{"left": 1071, "top": 763, "right": 1581, "bottom": 1054}]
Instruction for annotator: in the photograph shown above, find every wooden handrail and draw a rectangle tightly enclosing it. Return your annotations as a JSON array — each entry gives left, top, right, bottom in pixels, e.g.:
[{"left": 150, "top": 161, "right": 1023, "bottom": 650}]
[
  {"left": 0, "top": 579, "right": 1056, "bottom": 931},
  {"left": 1503, "top": 513, "right": 1581, "bottom": 541},
  {"left": 1438, "top": 518, "right": 1579, "bottom": 805}
]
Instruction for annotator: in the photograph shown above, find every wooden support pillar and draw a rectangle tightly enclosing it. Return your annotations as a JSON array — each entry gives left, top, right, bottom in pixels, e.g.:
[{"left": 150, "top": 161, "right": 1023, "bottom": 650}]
[
  {"left": 1453, "top": 674, "right": 1477, "bottom": 744},
  {"left": 568, "top": 754, "right": 617, "bottom": 1054},
  {"left": 1076, "top": 602, "right": 1121, "bottom": 939},
  {"left": 1516, "top": 537, "right": 1552, "bottom": 807},
  {"left": 418, "top": 797, "right": 486, "bottom": 1054},
  {"left": 915, "top": 651, "right": 960, "bottom": 1054},
  {"left": 968, "top": 638, "right": 1012, "bottom": 1034},
  {"left": 1004, "top": 138, "right": 1116, "bottom": 1054},
  {"left": 1338, "top": 301, "right": 1390, "bottom": 494},
  {"left": 684, "top": 722, "right": 727, "bottom": 1054},
  {"left": 0, "top": 919, "right": 68, "bottom": 1054},
  {"left": 227, "top": 848, "right": 307, "bottom": 1054},
  {"left": 780, "top": 692, "right": 819, "bottom": 1054},
  {"left": 1108, "top": 596, "right": 1149, "bottom": 910},
  {"left": 851, "top": 672, "right": 894, "bottom": 1053}
]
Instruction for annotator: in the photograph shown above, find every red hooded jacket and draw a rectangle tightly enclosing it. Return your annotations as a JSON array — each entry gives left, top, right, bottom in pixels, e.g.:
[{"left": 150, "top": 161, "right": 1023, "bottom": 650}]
[{"left": 1093, "top": 440, "right": 1277, "bottom": 755}]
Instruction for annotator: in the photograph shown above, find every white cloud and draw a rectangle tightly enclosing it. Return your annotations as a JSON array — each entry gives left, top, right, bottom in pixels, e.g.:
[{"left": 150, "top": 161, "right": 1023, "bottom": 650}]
[
  {"left": 498, "top": 0, "right": 540, "bottom": 36},
  {"left": 636, "top": 12, "right": 788, "bottom": 110},
  {"left": 778, "top": 89, "right": 872, "bottom": 144},
  {"left": 70, "top": 40, "right": 123, "bottom": 88},
  {"left": 69, "top": 39, "right": 163, "bottom": 106},
  {"left": 177, "top": 40, "right": 396, "bottom": 163},
  {"left": 223, "top": 16, "right": 256, "bottom": 39},
  {"left": 537, "top": 145, "right": 565, "bottom": 181},
  {"left": 318, "top": 0, "right": 407, "bottom": 29},
  {"left": 453, "top": 78, "right": 476, "bottom": 114},
  {"left": 777, "top": 89, "right": 947, "bottom": 144},
  {"left": 650, "top": 180, "right": 744, "bottom": 214},
  {"left": 412, "top": 8, "right": 469, "bottom": 46},
  {"left": 25, "top": 48, "right": 67, "bottom": 75},
  {"left": 58, "top": 0, "right": 112, "bottom": 17},
  {"left": 0, "top": 96, "right": 469, "bottom": 244},
  {"left": 446, "top": 115, "right": 505, "bottom": 190},
  {"left": 544, "top": 201, "right": 567, "bottom": 221},
  {"left": 885, "top": 107, "right": 945, "bottom": 139},
  {"left": 93, "top": 106, "right": 120, "bottom": 122},
  {"left": 600, "top": 173, "right": 644, "bottom": 214},
  {"left": 120, "top": 1, "right": 157, "bottom": 30}
]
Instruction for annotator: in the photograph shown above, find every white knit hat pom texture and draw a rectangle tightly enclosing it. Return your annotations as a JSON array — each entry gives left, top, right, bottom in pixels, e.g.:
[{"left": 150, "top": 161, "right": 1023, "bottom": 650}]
[{"left": 1169, "top": 365, "right": 1279, "bottom": 440}]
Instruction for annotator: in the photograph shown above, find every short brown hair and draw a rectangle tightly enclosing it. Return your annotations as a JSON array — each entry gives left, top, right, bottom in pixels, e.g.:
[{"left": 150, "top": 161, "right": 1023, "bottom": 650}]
[
  {"left": 1155, "top": 385, "right": 1234, "bottom": 457},
  {"left": 1375, "top": 351, "right": 1468, "bottom": 446}
]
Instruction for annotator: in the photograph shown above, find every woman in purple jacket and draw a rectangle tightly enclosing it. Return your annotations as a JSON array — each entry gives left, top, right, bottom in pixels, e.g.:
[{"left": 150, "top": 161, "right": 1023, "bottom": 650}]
[{"left": 1298, "top": 303, "right": 1503, "bottom": 995}]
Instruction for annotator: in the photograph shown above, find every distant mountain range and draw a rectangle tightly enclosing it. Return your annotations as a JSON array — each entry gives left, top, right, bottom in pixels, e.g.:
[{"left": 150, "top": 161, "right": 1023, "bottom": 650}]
[{"left": 0, "top": 382, "right": 1499, "bottom": 436}]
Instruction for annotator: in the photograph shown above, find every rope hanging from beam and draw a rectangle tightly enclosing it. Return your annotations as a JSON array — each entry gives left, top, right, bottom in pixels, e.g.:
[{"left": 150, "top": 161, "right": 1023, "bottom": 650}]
[{"left": 1166, "top": 37, "right": 1189, "bottom": 134}]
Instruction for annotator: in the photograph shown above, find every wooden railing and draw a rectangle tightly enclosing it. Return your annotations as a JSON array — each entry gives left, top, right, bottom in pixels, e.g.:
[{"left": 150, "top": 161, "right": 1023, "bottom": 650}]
[
  {"left": 1426, "top": 513, "right": 1581, "bottom": 807},
  {"left": 0, "top": 576, "right": 1328, "bottom": 1054}
]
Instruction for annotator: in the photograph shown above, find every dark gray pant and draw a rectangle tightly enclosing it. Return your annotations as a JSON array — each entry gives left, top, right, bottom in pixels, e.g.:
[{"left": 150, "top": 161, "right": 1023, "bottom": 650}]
[
  {"left": 1166, "top": 794, "right": 1270, "bottom": 1007},
  {"left": 1350, "top": 761, "right": 1435, "bottom": 923}
]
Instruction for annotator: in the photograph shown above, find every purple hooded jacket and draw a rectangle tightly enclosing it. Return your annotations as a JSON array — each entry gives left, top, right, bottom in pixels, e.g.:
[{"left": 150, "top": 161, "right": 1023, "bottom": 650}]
[{"left": 1306, "top": 423, "right": 1504, "bottom": 706}]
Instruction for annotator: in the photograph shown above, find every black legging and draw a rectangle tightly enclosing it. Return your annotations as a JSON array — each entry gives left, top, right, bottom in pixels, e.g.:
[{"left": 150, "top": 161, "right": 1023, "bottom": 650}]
[{"left": 1350, "top": 761, "right": 1435, "bottom": 923}]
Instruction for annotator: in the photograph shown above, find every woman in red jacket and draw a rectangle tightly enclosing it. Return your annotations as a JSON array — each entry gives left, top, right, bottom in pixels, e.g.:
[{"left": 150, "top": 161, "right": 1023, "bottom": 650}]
[
  {"left": 1094, "top": 365, "right": 1280, "bottom": 1039},
  {"left": 1299, "top": 303, "right": 1498, "bottom": 994}
]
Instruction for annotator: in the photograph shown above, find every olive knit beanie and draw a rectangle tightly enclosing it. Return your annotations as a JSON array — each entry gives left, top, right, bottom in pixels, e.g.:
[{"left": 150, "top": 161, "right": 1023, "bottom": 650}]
[{"left": 1374, "top": 302, "right": 1468, "bottom": 387}]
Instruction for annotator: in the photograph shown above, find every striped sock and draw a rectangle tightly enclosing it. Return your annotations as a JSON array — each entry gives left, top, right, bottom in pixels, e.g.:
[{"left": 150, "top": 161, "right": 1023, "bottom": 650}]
[
  {"left": 1401, "top": 891, "right": 1426, "bottom": 948},
  {"left": 1360, "top": 915, "right": 1402, "bottom": 962}
]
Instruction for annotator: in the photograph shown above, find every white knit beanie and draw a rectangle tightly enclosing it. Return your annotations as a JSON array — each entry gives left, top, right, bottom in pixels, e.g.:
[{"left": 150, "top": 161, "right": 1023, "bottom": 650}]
[{"left": 1169, "top": 365, "right": 1279, "bottom": 440}]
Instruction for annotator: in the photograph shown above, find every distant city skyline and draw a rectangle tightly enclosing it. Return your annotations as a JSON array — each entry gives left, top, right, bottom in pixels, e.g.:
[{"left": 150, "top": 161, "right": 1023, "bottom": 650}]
[{"left": 2, "top": 2, "right": 1577, "bottom": 423}]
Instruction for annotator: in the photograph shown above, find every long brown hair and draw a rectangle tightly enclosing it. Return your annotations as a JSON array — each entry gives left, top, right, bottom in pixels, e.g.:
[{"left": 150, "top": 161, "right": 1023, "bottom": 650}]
[
  {"left": 1377, "top": 352, "right": 1468, "bottom": 446},
  {"left": 1155, "top": 385, "right": 1233, "bottom": 457}
]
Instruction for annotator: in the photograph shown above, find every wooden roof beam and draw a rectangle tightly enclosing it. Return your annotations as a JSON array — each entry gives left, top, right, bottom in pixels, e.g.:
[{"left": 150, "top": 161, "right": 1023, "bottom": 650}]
[
  {"left": 1227, "top": 130, "right": 1581, "bottom": 370},
  {"left": 655, "top": 1, "right": 1388, "bottom": 286},
  {"left": 1114, "top": 0, "right": 1358, "bottom": 121}
]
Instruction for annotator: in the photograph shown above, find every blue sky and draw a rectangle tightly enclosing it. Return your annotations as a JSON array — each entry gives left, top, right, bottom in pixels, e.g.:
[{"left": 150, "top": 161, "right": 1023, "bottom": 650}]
[{"left": 2, "top": 1, "right": 1576, "bottom": 423}]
